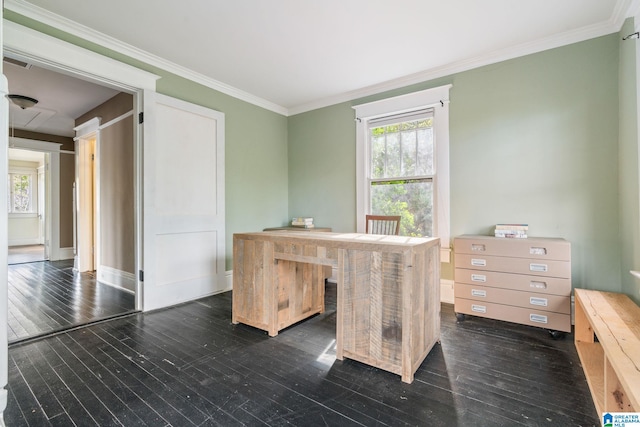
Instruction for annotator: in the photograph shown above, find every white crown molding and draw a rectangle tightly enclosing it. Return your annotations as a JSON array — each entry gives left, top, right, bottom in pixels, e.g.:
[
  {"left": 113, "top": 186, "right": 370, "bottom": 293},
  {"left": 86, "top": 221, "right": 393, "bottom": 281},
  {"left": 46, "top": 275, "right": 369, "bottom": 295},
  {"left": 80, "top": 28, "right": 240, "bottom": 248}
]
[
  {"left": 288, "top": 18, "right": 624, "bottom": 116},
  {"left": 4, "top": 0, "right": 289, "bottom": 116},
  {"left": 613, "top": 0, "right": 640, "bottom": 25},
  {"left": 4, "top": 19, "right": 159, "bottom": 92},
  {"left": 6, "top": 0, "right": 636, "bottom": 117}
]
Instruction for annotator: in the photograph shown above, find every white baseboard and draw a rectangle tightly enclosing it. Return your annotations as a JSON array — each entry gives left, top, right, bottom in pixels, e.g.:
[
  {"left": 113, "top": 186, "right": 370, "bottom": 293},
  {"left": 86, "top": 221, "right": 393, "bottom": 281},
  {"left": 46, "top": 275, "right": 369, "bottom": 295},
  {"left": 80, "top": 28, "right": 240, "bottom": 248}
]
[
  {"left": 47, "top": 247, "right": 74, "bottom": 261},
  {"left": 98, "top": 265, "right": 136, "bottom": 293},
  {"left": 9, "top": 238, "right": 41, "bottom": 246},
  {"left": 440, "top": 279, "right": 454, "bottom": 304},
  {"left": 225, "top": 270, "right": 233, "bottom": 290}
]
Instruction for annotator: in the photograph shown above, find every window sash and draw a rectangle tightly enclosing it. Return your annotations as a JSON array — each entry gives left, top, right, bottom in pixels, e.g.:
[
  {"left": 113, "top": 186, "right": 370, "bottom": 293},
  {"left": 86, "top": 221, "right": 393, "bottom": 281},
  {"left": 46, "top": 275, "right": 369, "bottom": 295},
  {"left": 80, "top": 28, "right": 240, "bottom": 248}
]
[
  {"left": 368, "top": 109, "right": 434, "bottom": 180},
  {"left": 8, "top": 172, "right": 36, "bottom": 213}
]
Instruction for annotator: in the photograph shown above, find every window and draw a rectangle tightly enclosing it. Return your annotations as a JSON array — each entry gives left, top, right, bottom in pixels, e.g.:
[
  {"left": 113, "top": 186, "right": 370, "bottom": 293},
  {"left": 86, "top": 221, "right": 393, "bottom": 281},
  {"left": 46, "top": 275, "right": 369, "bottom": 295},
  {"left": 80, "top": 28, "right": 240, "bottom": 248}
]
[
  {"left": 354, "top": 85, "right": 451, "bottom": 250},
  {"left": 8, "top": 170, "right": 37, "bottom": 214},
  {"left": 369, "top": 110, "right": 434, "bottom": 236}
]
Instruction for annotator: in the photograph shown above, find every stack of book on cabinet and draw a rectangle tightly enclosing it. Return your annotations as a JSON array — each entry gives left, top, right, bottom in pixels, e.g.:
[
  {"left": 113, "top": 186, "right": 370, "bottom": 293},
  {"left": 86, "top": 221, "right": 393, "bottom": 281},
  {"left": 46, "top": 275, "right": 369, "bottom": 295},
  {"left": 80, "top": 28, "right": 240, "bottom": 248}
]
[
  {"left": 291, "top": 217, "right": 314, "bottom": 228},
  {"left": 494, "top": 223, "right": 528, "bottom": 238}
]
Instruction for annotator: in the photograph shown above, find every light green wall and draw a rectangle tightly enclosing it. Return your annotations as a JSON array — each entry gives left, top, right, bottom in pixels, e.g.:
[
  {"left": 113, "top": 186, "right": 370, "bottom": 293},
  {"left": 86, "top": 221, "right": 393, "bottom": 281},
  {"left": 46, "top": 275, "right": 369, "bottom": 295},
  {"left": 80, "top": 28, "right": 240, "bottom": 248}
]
[
  {"left": 288, "top": 34, "right": 622, "bottom": 292},
  {"left": 5, "top": 11, "right": 289, "bottom": 270},
  {"left": 618, "top": 18, "right": 640, "bottom": 304},
  {"left": 288, "top": 103, "right": 356, "bottom": 231}
]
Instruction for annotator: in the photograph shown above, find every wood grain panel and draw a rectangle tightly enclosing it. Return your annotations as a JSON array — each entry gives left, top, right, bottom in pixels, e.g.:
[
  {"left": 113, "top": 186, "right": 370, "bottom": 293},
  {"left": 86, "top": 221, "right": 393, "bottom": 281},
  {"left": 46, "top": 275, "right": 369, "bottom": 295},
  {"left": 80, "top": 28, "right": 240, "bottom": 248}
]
[{"left": 232, "top": 231, "right": 440, "bottom": 382}]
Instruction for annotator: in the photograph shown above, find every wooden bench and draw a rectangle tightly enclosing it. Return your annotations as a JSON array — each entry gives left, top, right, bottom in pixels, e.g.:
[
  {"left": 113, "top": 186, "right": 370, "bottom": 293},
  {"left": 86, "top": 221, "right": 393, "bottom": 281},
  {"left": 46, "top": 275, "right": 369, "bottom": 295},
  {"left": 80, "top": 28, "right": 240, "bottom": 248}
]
[{"left": 574, "top": 289, "right": 640, "bottom": 414}]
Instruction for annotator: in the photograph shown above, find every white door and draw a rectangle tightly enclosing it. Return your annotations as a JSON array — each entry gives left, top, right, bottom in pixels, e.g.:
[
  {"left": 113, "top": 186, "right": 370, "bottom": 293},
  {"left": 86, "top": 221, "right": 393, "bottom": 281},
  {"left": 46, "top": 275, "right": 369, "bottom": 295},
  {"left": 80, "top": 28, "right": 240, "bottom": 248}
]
[{"left": 141, "top": 91, "right": 225, "bottom": 312}]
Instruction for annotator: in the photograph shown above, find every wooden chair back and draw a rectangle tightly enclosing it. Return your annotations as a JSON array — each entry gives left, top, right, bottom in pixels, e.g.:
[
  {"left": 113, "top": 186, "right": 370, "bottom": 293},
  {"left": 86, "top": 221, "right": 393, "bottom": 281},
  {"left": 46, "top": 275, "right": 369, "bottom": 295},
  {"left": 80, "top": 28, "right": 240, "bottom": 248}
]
[{"left": 365, "top": 215, "right": 401, "bottom": 235}]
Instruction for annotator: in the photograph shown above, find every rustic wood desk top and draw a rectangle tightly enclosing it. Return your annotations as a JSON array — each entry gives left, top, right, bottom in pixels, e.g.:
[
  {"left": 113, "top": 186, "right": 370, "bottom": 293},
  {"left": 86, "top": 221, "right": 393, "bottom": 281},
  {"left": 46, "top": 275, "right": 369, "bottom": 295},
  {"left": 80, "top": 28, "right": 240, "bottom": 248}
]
[{"left": 236, "top": 230, "right": 439, "bottom": 250}]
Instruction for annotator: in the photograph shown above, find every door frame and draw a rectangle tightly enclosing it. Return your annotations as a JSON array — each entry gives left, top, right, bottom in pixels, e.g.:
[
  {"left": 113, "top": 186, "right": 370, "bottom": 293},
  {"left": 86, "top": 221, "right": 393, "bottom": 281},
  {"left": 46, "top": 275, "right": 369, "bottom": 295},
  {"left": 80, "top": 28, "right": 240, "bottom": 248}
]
[
  {"left": 9, "top": 137, "right": 60, "bottom": 260},
  {"left": 73, "top": 127, "right": 98, "bottom": 273},
  {"left": 4, "top": 20, "right": 159, "bottom": 311}
]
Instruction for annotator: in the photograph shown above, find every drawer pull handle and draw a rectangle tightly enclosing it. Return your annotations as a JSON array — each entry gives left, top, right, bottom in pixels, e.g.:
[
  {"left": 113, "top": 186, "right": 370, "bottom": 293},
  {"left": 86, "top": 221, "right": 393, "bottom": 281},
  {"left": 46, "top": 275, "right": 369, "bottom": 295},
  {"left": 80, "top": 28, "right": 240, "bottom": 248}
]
[
  {"left": 472, "top": 289, "right": 487, "bottom": 298},
  {"left": 471, "top": 244, "right": 486, "bottom": 252},
  {"left": 530, "top": 314, "right": 548, "bottom": 324},
  {"left": 530, "top": 281, "right": 547, "bottom": 289},
  {"left": 471, "top": 258, "right": 486, "bottom": 267},
  {"left": 530, "top": 247, "right": 547, "bottom": 255},
  {"left": 530, "top": 263, "right": 548, "bottom": 272},
  {"left": 471, "top": 274, "right": 486, "bottom": 282},
  {"left": 530, "top": 297, "right": 548, "bottom": 307},
  {"left": 471, "top": 304, "right": 486, "bottom": 313}
]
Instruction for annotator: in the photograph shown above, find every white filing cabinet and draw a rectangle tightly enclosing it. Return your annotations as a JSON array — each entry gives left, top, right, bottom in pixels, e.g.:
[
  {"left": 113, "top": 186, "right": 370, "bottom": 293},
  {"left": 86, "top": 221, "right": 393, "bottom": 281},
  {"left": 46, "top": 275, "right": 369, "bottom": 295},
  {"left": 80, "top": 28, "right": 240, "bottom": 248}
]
[{"left": 454, "top": 235, "right": 571, "bottom": 333}]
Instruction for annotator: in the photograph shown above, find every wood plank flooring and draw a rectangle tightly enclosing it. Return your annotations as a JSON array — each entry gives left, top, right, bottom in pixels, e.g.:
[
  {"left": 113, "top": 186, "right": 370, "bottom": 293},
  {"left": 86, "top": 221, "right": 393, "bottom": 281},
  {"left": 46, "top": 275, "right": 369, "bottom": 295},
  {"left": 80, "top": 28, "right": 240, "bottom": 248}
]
[
  {"left": 5, "top": 283, "right": 599, "bottom": 426},
  {"left": 8, "top": 260, "right": 136, "bottom": 343}
]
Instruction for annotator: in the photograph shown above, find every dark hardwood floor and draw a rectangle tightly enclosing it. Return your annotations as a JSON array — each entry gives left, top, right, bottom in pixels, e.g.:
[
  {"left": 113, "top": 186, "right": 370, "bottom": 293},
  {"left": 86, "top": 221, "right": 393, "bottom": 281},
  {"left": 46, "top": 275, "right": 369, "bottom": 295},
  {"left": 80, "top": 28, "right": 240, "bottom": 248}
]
[
  {"left": 5, "top": 283, "right": 599, "bottom": 426},
  {"left": 8, "top": 260, "right": 136, "bottom": 343}
]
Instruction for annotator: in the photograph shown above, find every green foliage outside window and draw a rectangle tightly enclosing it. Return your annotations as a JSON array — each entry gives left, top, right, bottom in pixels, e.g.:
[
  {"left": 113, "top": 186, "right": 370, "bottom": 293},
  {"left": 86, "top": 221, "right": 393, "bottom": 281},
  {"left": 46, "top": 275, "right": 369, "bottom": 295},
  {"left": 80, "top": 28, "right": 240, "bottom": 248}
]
[
  {"left": 370, "top": 118, "right": 434, "bottom": 237},
  {"left": 8, "top": 174, "right": 32, "bottom": 213}
]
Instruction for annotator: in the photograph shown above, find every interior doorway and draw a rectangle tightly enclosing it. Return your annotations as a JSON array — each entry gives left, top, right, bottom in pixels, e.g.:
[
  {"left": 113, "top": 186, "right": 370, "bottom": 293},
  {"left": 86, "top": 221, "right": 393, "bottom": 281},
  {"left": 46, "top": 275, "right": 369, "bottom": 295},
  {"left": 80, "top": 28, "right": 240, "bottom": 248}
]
[
  {"left": 75, "top": 133, "right": 97, "bottom": 273},
  {"left": 7, "top": 145, "right": 51, "bottom": 265},
  {"left": 4, "top": 57, "right": 138, "bottom": 343}
]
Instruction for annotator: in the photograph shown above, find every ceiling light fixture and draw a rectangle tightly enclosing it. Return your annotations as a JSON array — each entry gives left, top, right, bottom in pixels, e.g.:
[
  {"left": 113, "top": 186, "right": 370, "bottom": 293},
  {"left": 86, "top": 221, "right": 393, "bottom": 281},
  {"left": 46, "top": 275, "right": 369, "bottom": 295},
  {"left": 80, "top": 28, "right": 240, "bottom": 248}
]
[{"left": 7, "top": 94, "right": 38, "bottom": 109}]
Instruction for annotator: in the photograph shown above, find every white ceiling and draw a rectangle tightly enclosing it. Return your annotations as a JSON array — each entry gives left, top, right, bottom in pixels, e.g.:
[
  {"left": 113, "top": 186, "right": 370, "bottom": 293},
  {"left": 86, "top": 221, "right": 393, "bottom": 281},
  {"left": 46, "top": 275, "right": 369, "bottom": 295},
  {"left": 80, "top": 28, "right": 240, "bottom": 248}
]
[
  {"left": 5, "top": 60, "right": 120, "bottom": 137},
  {"left": 4, "top": 0, "right": 639, "bottom": 120}
]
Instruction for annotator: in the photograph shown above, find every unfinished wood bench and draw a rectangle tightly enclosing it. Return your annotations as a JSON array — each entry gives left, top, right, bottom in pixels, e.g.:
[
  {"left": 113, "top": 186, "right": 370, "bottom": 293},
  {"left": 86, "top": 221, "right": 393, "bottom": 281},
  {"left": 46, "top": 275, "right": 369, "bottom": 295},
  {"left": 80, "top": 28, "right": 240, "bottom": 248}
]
[{"left": 574, "top": 288, "right": 640, "bottom": 415}]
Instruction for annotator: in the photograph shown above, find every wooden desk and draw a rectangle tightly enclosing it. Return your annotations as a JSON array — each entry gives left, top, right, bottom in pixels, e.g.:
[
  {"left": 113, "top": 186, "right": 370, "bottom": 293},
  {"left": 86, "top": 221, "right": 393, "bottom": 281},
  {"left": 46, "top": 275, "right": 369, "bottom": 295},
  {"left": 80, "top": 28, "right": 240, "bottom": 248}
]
[{"left": 232, "top": 231, "right": 441, "bottom": 383}]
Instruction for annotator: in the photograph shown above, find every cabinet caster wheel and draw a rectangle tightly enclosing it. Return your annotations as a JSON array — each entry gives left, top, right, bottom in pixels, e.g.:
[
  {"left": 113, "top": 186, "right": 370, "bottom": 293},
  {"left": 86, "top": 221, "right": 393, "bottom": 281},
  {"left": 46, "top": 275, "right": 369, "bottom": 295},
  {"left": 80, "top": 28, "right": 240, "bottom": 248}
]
[
  {"left": 455, "top": 313, "right": 465, "bottom": 322},
  {"left": 548, "top": 330, "right": 565, "bottom": 340}
]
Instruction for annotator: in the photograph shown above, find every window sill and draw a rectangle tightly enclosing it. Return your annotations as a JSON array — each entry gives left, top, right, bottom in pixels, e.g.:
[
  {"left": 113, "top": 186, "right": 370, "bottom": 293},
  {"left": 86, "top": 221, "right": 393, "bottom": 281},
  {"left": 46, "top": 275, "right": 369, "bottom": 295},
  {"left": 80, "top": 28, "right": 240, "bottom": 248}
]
[{"left": 9, "top": 213, "right": 38, "bottom": 219}]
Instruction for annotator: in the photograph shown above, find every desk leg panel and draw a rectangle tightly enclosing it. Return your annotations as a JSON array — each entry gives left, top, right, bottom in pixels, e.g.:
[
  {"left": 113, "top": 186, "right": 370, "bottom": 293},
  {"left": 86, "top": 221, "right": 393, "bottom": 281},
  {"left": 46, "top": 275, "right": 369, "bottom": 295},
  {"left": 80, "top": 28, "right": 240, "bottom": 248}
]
[
  {"left": 407, "top": 245, "right": 441, "bottom": 383},
  {"left": 339, "top": 249, "right": 404, "bottom": 375},
  {"left": 232, "top": 238, "right": 273, "bottom": 332}
]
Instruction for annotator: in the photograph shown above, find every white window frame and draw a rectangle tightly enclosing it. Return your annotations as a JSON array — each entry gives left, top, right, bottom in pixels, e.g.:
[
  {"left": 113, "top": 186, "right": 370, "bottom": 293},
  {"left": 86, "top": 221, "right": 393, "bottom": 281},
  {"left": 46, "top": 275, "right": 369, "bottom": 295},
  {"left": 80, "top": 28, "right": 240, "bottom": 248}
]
[
  {"left": 8, "top": 166, "right": 38, "bottom": 216},
  {"left": 354, "top": 85, "right": 451, "bottom": 258}
]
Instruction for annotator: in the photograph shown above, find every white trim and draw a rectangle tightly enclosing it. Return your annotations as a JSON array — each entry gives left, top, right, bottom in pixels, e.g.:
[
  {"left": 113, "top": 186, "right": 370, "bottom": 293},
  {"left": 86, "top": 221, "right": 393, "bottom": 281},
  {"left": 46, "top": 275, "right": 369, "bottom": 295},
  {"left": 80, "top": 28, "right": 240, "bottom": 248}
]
[
  {"left": 3, "top": 1, "right": 287, "bottom": 116},
  {"left": 5, "top": 0, "right": 636, "bottom": 117},
  {"left": 354, "top": 85, "right": 451, "bottom": 249},
  {"left": 98, "top": 265, "right": 136, "bottom": 293},
  {"left": 100, "top": 111, "right": 133, "bottom": 130},
  {"left": 8, "top": 237, "right": 41, "bottom": 246},
  {"left": 9, "top": 136, "right": 61, "bottom": 152},
  {"left": 226, "top": 270, "right": 234, "bottom": 290},
  {"left": 3, "top": 19, "right": 159, "bottom": 93},
  {"left": 73, "top": 117, "right": 101, "bottom": 138},
  {"left": 0, "top": 69, "right": 10, "bottom": 422},
  {"left": 440, "top": 279, "right": 455, "bottom": 304},
  {"left": 441, "top": 247, "right": 451, "bottom": 264},
  {"left": 289, "top": 12, "right": 633, "bottom": 115},
  {"left": 57, "top": 247, "right": 74, "bottom": 260}
]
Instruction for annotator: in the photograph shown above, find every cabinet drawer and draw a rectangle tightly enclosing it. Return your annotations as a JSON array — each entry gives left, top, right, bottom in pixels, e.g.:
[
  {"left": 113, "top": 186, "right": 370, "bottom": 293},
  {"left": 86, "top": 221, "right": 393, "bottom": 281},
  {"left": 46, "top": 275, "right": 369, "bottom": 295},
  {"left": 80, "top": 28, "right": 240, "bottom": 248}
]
[
  {"left": 454, "top": 269, "right": 571, "bottom": 296},
  {"left": 455, "top": 253, "right": 571, "bottom": 278},
  {"left": 454, "top": 283, "right": 570, "bottom": 314},
  {"left": 454, "top": 236, "right": 570, "bottom": 261},
  {"left": 454, "top": 298, "right": 571, "bottom": 332}
]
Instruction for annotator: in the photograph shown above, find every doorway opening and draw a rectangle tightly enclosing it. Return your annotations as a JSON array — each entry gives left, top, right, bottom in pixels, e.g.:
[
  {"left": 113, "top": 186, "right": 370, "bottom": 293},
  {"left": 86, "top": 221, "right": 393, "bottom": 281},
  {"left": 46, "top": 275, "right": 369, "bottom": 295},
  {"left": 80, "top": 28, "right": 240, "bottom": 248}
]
[
  {"left": 75, "top": 132, "right": 96, "bottom": 273},
  {"left": 8, "top": 147, "right": 48, "bottom": 264},
  {"left": 4, "top": 60, "right": 138, "bottom": 344}
]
